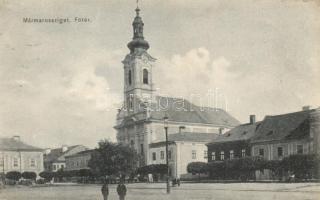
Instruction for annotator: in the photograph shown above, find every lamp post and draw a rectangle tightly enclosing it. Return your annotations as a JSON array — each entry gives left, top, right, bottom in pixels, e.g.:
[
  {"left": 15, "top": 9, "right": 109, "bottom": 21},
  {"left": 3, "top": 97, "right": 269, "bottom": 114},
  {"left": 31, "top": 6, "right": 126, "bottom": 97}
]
[{"left": 163, "top": 115, "right": 170, "bottom": 194}]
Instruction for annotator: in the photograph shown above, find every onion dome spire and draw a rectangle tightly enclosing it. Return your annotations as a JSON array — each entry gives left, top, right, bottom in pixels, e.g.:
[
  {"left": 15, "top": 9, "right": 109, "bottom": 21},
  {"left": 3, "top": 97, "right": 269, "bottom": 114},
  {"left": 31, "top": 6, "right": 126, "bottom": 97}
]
[{"left": 127, "top": 5, "right": 150, "bottom": 53}]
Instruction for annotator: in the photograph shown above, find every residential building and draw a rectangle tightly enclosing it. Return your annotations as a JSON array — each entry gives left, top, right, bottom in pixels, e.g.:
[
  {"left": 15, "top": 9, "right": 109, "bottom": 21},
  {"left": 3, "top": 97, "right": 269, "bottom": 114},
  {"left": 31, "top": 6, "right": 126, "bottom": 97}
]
[
  {"left": 250, "top": 107, "right": 319, "bottom": 179},
  {"left": 149, "top": 132, "right": 217, "bottom": 179},
  {"left": 250, "top": 108, "right": 318, "bottom": 160},
  {"left": 0, "top": 136, "right": 44, "bottom": 177},
  {"left": 43, "top": 145, "right": 88, "bottom": 172},
  {"left": 207, "top": 115, "right": 260, "bottom": 162},
  {"left": 114, "top": 6, "right": 239, "bottom": 167},
  {"left": 65, "top": 150, "right": 94, "bottom": 171}
]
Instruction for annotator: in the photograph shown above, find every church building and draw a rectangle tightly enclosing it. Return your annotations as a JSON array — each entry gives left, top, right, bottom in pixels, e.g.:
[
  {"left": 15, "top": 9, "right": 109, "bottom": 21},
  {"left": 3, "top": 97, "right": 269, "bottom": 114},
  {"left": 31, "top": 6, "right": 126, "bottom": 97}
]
[{"left": 114, "top": 6, "right": 240, "bottom": 169}]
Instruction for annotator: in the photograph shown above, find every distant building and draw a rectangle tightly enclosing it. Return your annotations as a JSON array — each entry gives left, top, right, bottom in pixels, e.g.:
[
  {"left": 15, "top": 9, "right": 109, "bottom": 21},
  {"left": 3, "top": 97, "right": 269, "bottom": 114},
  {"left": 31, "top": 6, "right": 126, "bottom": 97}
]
[
  {"left": 149, "top": 132, "right": 217, "bottom": 179},
  {"left": 0, "top": 136, "right": 44, "bottom": 177},
  {"left": 43, "top": 145, "right": 88, "bottom": 172},
  {"left": 65, "top": 150, "right": 94, "bottom": 171},
  {"left": 207, "top": 115, "right": 260, "bottom": 162}
]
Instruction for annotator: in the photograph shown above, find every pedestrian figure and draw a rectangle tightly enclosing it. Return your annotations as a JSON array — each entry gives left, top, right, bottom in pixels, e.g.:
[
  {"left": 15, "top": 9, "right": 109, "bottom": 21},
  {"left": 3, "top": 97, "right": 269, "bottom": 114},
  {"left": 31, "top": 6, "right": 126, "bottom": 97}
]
[
  {"left": 117, "top": 180, "right": 127, "bottom": 200},
  {"left": 177, "top": 178, "right": 180, "bottom": 187},
  {"left": 101, "top": 180, "right": 109, "bottom": 200}
]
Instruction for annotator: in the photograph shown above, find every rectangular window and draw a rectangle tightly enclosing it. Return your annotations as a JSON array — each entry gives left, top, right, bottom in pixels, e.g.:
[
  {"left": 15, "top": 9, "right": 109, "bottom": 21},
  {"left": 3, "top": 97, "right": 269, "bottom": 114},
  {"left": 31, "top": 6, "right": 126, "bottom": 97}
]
[
  {"left": 297, "top": 145, "right": 303, "bottom": 154},
  {"left": 230, "top": 150, "right": 234, "bottom": 159},
  {"left": 152, "top": 152, "right": 156, "bottom": 161},
  {"left": 211, "top": 152, "right": 216, "bottom": 161},
  {"left": 168, "top": 150, "right": 172, "bottom": 160},
  {"left": 13, "top": 158, "right": 18, "bottom": 167},
  {"left": 160, "top": 151, "right": 164, "bottom": 160},
  {"left": 192, "top": 150, "right": 197, "bottom": 159},
  {"left": 30, "top": 158, "right": 36, "bottom": 167},
  {"left": 53, "top": 165, "right": 56, "bottom": 170},
  {"left": 204, "top": 151, "right": 208, "bottom": 159},
  {"left": 220, "top": 151, "right": 224, "bottom": 160},
  {"left": 259, "top": 149, "right": 264, "bottom": 157},
  {"left": 277, "top": 147, "right": 283, "bottom": 157},
  {"left": 241, "top": 149, "right": 246, "bottom": 157},
  {"left": 140, "top": 144, "right": 144, "bottom": 155}
]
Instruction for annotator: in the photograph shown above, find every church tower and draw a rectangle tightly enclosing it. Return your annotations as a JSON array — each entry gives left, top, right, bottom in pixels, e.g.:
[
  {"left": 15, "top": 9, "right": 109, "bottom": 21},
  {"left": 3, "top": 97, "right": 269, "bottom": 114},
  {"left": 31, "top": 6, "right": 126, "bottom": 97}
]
[{"left": 122, "top": 6, "right": 156, "bottom": 115}]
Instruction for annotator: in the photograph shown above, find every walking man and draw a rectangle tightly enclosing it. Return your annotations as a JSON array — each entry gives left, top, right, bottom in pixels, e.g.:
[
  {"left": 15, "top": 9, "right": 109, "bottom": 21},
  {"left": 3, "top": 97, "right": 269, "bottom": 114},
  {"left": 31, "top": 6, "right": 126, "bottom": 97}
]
[
  {"left": 101, "top": 179, "right": 109, "bottom": 200},
  {"left": 117, "top": 179, "right": 127, "bottom": 200}
]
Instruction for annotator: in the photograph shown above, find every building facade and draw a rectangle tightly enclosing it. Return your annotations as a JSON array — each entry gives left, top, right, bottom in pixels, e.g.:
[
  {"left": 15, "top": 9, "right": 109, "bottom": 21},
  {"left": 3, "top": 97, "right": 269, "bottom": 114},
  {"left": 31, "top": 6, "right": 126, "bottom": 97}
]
[
  {"left": 207, "top": 115, "right": 259, "bottom": 162},
  {"left": 149, "top": 132, "right": 217, "bottom": 179},
  {"left": 0, "top": 136, "right": 44, "bottom": 177},
  {"left": 250, "top": 108, "right": 318, "bottom": 160},
  {"left": 65, "top": 150, "right": 94, "bottom": 171},
  {"left": 114, "top": 6, "right": 239, "bottom": 167},
  {"left": 44, "top": 145, "right": 88, "bottom": 172}
]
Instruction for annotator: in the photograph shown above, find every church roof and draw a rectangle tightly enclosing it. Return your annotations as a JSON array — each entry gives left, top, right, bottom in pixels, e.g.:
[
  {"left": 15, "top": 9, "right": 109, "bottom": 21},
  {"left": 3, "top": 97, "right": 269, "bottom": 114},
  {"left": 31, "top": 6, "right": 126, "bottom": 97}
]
[
  {"left": 149, "top": 96, "right": 240, "bottom": 127},
  {"left": 0, "top": 137, "right": 43, "bottom": 151}
]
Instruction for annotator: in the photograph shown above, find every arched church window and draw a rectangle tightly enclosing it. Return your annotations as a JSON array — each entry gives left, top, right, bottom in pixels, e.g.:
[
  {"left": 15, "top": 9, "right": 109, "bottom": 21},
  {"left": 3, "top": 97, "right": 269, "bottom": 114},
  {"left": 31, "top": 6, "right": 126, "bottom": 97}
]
[
  {"left": 143, "top": 69, "right": 148, "bottom": 84},
  {"left": 128, "top": 70, "right": 132, "bottom": 85}
]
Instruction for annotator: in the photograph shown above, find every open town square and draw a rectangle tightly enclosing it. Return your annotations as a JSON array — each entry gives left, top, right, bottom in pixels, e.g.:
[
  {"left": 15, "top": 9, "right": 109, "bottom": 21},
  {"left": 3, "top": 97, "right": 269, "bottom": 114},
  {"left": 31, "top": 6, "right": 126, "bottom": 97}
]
[{"left": 1, "top": 182, "right": 320, "bottom": 200}]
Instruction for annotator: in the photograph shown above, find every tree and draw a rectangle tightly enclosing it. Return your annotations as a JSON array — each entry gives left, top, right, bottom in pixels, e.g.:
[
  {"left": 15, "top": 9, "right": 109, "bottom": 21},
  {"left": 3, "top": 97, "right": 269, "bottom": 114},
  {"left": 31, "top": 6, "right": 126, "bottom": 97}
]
[
  {"left": 21, "top": 172, "right": 37, "bottom": 180},
  {"left": 39, "top": 171, "right": 54, "bottom": 182},
  {"left": 5, "top": 171, "right": 21, "bottom": 181},
  {"left": 187, "top": 162, "right": 208, "bottom": 182},
  {"left": 88, "top": 140, "right": 139, "bottom": 178}
]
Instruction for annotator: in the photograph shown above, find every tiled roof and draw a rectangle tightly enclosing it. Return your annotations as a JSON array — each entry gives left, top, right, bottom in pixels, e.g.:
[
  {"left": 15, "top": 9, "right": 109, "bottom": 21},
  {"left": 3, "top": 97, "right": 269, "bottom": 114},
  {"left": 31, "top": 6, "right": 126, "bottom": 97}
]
[
  {"left": 65, "top": 149, "right": 95, "bottom": 158},
  {"left": 251, "top": 109, "right": 315, "bottom": 143},
  {"left": 0, "top": 138, "right": 43, "bottom": 151},
  {"left": 149, "top": 96, "right": 240, "bottom": 127},
  {"left": 44, "top": 145, "right": 86, "bottom": 163},
  {"left": 207, "top": 122, "right": 261, "bottom": 145},
  {"left": 168, "top": 132, "right": 218, "bottom": 143},
  {"left": 149, "top": 132, "right": 218, "bottom": 148}
]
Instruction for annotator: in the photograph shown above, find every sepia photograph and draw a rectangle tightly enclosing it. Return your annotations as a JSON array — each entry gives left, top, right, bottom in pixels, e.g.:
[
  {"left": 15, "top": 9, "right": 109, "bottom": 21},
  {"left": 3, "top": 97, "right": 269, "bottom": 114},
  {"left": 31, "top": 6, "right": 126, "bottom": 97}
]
[{"left": 0, "top": 0, "right": 319, "bottom": 199}]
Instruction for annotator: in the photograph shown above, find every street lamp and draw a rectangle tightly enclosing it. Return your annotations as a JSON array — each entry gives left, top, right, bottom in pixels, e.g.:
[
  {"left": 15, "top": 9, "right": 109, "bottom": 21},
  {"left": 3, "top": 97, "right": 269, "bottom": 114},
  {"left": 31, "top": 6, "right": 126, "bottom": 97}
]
[{"left": 163, "top": 115, "right": 170, "bottom": 194}]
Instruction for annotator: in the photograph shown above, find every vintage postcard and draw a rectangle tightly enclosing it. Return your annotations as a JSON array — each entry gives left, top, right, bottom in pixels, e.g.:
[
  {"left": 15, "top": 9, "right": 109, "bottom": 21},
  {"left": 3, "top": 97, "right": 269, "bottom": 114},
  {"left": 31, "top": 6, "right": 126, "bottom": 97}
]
[{"left": 0, "top": 0, "right": 319, "bottom": 200}]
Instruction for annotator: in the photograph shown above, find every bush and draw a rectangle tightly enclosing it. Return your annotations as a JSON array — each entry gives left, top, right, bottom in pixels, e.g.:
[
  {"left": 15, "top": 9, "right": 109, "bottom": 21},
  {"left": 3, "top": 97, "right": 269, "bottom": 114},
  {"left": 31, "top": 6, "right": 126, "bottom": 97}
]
[
  {"left": 282, "top": 154, "right": 319, "bottom": 179},
  {"left": 137, "top": 164, "right": 167, "bottom": 175},
  {"left": 36, "top": 179, "right": 46, "bottom": 184},
  {"left": 5, "top": 171, "right": 21, "bottom": 181},
  {"left": 21, "top": 172, "right": 37, "bottom": 180},
  {"left": 187, "top": 162, "right": 208, "bottom": 181},
  {"left": 208, "top": 157, "right": 267, "bottom": 180},
  {"left": 39, "top": 171, "right": 54, "bottom": 182}
]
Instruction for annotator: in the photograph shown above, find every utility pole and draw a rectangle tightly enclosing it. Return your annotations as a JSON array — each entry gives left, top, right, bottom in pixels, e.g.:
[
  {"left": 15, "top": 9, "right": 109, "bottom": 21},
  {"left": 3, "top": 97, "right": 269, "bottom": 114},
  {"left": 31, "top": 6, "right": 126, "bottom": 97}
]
[{"left": 163, "top": 116, "right": 170, "bottom": 194}]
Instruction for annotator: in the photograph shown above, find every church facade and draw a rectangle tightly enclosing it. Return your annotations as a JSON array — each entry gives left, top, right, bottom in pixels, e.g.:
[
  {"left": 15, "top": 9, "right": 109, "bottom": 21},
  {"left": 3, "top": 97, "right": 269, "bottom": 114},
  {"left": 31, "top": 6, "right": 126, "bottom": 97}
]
[{"left": 114, "top": 7, "right": 240, "bottom": 167}]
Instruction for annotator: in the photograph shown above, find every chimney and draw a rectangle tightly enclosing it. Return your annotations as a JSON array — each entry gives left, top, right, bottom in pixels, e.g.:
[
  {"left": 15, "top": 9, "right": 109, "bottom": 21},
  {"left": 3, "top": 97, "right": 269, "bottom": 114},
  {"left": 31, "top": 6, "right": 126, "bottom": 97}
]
[
  {"left": 45, "top": 148, "right": 51, "bottom": 155},
  {"left": 12, "top": 135, "right": 20, "bottom": 141},
  {"left": 250, "top": 115, "right": 256, "bottom": 124},
  {"left": 303, "top": 106, "right": 310, "bottom": 111},
  {"left": 179, "top": 126, "right": 186, "bottom": 134},
  {"left": 62, "top": 145, "right": 68, "bottom": 152}
]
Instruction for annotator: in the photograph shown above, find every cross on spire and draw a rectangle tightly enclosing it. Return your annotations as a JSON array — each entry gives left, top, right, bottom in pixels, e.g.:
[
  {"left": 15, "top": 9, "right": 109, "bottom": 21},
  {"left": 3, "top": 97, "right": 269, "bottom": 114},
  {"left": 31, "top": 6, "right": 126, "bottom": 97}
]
[{"left": 135, "top": 0, "right": 140, "bottom": 16}]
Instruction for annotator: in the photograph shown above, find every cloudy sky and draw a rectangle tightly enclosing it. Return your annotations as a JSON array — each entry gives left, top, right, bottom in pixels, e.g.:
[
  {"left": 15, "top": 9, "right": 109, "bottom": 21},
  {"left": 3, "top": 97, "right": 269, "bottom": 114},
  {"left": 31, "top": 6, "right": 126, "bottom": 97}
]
[{"left": 0, "top": 0, "right": 319, "bottom": 148}]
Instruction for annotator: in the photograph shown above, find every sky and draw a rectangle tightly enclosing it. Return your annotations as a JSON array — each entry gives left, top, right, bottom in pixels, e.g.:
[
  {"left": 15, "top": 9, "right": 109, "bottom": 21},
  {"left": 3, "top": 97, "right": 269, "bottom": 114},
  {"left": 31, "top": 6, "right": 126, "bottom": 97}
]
[{"left": 0, "top": 0, "right": 319, "bottom": 148}]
